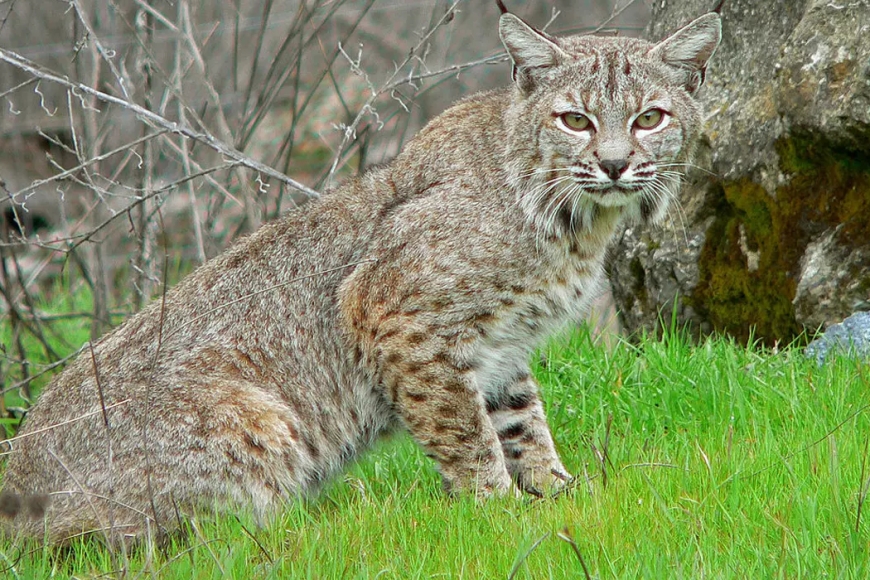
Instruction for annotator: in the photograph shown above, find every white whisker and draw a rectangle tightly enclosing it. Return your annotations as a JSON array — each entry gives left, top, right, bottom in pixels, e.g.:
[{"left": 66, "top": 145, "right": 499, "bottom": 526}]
[{"left": 658, "top": 162, "right": 719, "bottom": 178}]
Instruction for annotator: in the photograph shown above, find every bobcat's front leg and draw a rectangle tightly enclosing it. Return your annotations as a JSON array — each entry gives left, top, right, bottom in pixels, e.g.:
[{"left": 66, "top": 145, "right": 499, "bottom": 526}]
[
  {"left": 379, "top": 342, "right": 514, "bottom": 497},
  {"left": 486, "top": 372, "right": 571, "bottom": 496}
]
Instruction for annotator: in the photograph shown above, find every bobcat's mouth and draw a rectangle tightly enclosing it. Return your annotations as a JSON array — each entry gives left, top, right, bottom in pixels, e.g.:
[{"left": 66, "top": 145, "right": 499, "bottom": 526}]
[
  {"left": 582, "top": 181, "right": 645, "bottom": 196},
  {"left": 604, "top": 183, "right": 644, "bottom": 194},
  {"left": 568, "top": 173, "right": 647, "bottom": 196},
  {"left": 577, "top": 181, "right": 650, "bottom": 211}
]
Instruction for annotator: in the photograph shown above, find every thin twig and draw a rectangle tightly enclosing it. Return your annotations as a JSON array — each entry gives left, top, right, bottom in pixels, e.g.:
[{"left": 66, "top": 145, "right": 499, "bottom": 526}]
[
  {"left": 68, "top": 0, "right": 131, "bottom": 100},
  {"left": 0, "top": 77, "right": 37, "bottom": 100},
  {"left": 238, "top": 0, "right": 277, "bottom": 130},
  {"left": 46, "top": 447, "right": 112, "bottom": 550},
  {"left": 857, "top": 434, "right": 870, "bottom": 533},
  {"left": 556, "top": 527, "right": 593, "bottom": 580},
  {"left": 48, "top": 489, "right": 156, "bottom": 524},
  {"left": 189, "top": 517, "right": 227, "bottom": 576},
  {"left": 0, "top": 400, "right": 130, "bottom": 454},
  {"left": 233, "top": 515, "right": 274, "bottom": 565},
  {"left": 238, "top": 0, "right": 355, "bottom": 150},
  {"left": 743, "top": 404, "right": 870, "bottom": 480},
  {"left": 4, "top": 241, "right": 59, "bottom": 362},
  {"left": 66, "top": 161, "right": 239, "bottom": 252},
  {"left": 142, "top": 208, "right": 170, "bottom": 538},
  {"left": 178, "top": 0, "right": 232, "bottom": 142},
  {"left": 618, "top": 462, "right": 681, "bottom": 474},
  {"left": 6, "top": 130, "right": 168, "bottom": 209},
  {"left": 88, "top": 341, "right": 118, "bottom": 541},
  {"left": 326, "top": 0, "right": 462, "bottom": 181}
]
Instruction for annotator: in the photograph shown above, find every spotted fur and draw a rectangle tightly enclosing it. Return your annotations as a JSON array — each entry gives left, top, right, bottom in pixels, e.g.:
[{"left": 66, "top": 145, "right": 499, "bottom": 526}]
[{"left": 0, "top": 7, "right": 720, "bottom": 543}]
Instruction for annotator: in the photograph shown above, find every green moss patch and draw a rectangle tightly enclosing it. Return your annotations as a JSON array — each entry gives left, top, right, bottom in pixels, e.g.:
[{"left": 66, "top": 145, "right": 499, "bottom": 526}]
[{"left": 690, "top": 134, "right": 870, "bottom": 344}]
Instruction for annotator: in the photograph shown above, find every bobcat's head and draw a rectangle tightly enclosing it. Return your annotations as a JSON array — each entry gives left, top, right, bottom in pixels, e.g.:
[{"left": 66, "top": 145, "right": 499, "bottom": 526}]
[{"left": 499, "top": 9, "right": 721, "bottom": 237}]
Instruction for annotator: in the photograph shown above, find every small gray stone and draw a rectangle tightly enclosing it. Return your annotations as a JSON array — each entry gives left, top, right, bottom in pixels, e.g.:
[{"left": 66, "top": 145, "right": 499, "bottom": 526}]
[{"left": 805, "top": 312, "right": 870, "bottom": 365}]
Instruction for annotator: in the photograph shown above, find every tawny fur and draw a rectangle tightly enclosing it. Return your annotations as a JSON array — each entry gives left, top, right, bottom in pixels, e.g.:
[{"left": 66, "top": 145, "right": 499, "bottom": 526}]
[{"left": 0, "top": 7, "right": 720, "bottom": 544}]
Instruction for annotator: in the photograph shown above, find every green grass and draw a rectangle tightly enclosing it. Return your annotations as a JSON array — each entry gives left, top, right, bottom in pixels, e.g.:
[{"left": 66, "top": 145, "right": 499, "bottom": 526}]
[
  {"left": 2, "top": 311, "right": 870, "bottom": 577},
  {"left": 0, "top": 277, "right": 129, "bottom": 409}
]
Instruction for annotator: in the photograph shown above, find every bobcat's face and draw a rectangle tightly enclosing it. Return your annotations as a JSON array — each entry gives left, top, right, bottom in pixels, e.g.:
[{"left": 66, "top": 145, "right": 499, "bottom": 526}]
[
  {"left": 531, "top": 39, "right": 699, "bottom": 227},
  {"left": 500, "top": 13, "right": 721, "bottom": 236}
]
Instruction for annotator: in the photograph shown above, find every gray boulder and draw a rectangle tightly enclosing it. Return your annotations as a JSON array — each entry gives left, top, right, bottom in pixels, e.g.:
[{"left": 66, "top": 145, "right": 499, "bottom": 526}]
[
  {"left": 805, "top": 311, "right": 870, "bottom": 364},
  {"left": 609, "top": 0, "right": 870, "bottom": 343}
]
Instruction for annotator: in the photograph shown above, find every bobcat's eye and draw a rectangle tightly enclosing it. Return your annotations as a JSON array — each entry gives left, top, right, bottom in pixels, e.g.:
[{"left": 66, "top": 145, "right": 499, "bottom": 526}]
[
  {"left": 560, "top": 113, "right": 592, "bottom": 131},
  {"left": 634, "top": 109, "right": 665, "bottom": 130}
]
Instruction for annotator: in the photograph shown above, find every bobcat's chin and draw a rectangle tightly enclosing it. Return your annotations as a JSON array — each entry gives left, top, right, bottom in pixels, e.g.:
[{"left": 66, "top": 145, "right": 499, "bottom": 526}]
[
  {"left": 585, "top": 185, "right": 642, "bottom": 204},
  {"left": 590, "top": 190, "right": 673, "bottom": 231},
  {"left": 581, "top": 182, "right": 665, "bottom": 218}
]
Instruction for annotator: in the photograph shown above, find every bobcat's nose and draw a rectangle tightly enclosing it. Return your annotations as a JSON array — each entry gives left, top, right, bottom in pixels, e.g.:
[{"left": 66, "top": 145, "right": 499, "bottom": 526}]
[{"left": 599, "top": 159, "right": 629, "bottom": 180}]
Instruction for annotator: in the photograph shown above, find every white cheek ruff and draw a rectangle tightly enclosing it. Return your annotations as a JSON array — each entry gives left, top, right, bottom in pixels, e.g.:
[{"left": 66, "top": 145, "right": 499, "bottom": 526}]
[{"left": 470, "top": 267, "right": 604, "bottom": 397}]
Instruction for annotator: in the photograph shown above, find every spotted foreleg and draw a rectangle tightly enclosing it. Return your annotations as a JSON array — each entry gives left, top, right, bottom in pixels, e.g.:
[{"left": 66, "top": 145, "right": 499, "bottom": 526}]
[
  {"left": 486, "top": 372, "right": 571, "bottom": 496},
  {"left": 379, "top": 339, "right": 515, "bottom": 497}
]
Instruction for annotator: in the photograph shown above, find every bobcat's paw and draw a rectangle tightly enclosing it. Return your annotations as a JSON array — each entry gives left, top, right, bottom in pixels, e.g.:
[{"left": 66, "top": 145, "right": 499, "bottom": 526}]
[
  {"left": 516, "top": 464, "right": 573, "bottom": 498},
  {"left": 442, "top": 467, "right": 519, "bottom": 499}
]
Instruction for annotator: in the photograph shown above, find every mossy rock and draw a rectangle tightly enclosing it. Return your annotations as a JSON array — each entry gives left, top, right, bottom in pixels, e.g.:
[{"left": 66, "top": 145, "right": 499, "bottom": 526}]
[{"left": 689, "top": 135, "right": 870, "bottom": 344}]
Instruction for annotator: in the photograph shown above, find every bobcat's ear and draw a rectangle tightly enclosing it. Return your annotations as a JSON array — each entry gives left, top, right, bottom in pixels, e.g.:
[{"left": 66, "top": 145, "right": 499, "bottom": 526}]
[
  {"left": 499, "top": 13, "right": 565, "bottom": 94},
  {"left": 649, "top": 12, "right": 721, "bottom": 95}
]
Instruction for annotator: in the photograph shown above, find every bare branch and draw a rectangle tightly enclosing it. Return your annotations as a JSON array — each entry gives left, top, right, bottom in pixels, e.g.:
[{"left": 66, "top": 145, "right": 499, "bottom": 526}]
[
  {"left": 0, "top": 47, "right": 321, "bottom": 199},
  {"left": 326, "top": 0, "right": 463, "bottom": 182},
  {"left": 68, "top": 0, "right": 132, "bottom": 100}
]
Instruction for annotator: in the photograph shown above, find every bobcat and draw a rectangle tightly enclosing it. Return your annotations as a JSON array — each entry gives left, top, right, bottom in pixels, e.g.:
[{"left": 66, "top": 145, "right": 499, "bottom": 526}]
[{"left": 0, "top": 4, "right": 721, "bottom": 543}]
